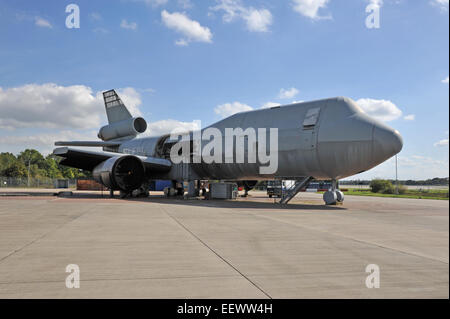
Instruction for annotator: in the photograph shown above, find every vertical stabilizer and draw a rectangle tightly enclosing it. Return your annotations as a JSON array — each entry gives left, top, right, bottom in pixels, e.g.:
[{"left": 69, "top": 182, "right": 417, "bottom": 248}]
[{"left": 103, "top": 90, "right": 133, "bottom": 124}]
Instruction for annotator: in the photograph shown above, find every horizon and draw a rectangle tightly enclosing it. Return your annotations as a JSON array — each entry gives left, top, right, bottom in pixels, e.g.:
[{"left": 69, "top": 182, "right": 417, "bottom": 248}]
[{"left": 1, "top": 147, "right": 449, "bottom": 182}]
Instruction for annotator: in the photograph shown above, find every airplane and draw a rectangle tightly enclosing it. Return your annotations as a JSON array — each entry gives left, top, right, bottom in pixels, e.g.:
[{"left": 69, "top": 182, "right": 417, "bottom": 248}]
[{"left": 53, "top": 89, "right": 403, "bottom": 205}]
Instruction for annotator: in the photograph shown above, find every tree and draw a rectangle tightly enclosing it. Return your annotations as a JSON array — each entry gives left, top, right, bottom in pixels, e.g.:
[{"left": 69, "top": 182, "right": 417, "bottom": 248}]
[
  {"left": 17, "top": 149, "right": 45, "bottom": 169},
  {"left": 58, "top": 165, "right": 89, "bottom": 179},
  {"left": 1, "top": 149, "right": 91, "bottom": 180},
  {"left": 370, "top": 179, "right": 394, "bottom": 193},
  {"left": 43, "top": 156, "right": 63, "bottom": 179},
  {"left": 1, "top": 161, "right": 28, "bottom": 177},
  {"left": 0, "top": 153, "right": 17, "bottom": 171}
]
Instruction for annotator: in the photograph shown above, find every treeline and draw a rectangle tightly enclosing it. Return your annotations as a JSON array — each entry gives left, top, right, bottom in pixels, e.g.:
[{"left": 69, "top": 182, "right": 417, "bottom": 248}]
[
  {"left": 341, "top": 177, "right": 449, "bottom": 186},
  {"left": 369, "top": 179, "right": 407, "bottom": 194},
  {"left": 0, "top": 149, "right": 91, "bottom": 179}
]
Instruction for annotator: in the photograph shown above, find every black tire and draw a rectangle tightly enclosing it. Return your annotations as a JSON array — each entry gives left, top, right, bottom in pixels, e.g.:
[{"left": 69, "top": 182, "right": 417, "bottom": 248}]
[{"left": 119, "top": 191, "right": 128, "bottom": 199}]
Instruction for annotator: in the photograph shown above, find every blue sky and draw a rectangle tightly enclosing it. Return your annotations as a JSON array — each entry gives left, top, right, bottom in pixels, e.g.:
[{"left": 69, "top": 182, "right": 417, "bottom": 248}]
[{"left": 0, "top": 0, "right": 448, "bottom": 180}]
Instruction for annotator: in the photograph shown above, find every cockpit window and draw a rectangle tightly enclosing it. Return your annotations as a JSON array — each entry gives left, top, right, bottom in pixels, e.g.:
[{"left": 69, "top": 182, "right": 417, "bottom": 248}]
[{"left": 303, "top": 107, "right": 320, "bottom": 129}]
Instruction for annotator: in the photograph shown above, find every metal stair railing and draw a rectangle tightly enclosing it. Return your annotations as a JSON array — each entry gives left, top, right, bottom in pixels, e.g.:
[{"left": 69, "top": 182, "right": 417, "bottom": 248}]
[{"left": 280, "top": 176, "right": 313, "bottom": 204}]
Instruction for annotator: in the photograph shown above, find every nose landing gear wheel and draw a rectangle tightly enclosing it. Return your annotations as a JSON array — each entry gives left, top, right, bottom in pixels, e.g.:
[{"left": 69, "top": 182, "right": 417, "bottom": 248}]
[
  {"left": 323, "top": 190, "right": 344, "bottom": 205},
  {"left": 323, "top": 190, "right": 338, "bottom": 205},
  {"left": 335, "top": 190, "right": 344, "bottom": 203},
  {"left": 323, "top": 179, "right": 344, "bottom": 205}
]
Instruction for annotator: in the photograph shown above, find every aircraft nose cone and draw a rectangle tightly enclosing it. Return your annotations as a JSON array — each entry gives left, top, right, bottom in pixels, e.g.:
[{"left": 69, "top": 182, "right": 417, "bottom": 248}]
[{"left": 373, "top": 125, "right": 403, "bottom": 161}]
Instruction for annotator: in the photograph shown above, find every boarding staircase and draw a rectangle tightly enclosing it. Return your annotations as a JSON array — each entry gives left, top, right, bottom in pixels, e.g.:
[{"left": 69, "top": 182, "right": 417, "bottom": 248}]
[{"left": 280, "top": 176, "right": 313, "bottom": 205}]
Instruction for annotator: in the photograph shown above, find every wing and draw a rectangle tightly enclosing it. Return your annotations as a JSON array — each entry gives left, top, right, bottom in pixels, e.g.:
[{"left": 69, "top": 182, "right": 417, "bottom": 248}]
[
  {"left": 54, "top": 141, "right": 122, "bottom": 147},
  {"left": 53, "top": 147, "right": 172, "bottom": 172}
]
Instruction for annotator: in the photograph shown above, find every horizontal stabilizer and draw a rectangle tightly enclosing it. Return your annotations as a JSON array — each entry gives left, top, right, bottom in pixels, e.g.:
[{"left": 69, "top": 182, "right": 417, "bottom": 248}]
[
  {"left": 55, "top": 141, "right": 122, "bottom": 147},
  {"left": 53, "top": 147, "right": 172, "bottom": 172}
]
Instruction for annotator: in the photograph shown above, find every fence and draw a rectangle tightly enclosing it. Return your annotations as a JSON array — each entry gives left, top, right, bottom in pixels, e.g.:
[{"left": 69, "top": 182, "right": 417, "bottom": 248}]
[{"left": 0, "top": 176, "right": 77, "bottom": 189}]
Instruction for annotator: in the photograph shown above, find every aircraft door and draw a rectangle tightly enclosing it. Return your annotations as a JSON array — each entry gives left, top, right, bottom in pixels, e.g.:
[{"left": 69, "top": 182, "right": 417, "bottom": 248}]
[
  {"left": 300, "top": 107, "right": 320, "bottom": 150},
  {"left": 300, "top": 130, "right": 317, "bottom": 150}
]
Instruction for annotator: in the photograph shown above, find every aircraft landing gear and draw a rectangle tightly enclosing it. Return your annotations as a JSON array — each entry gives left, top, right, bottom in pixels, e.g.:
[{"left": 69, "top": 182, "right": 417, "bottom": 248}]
[
  {"left": 323, "top": 179, "right": 344, "bottom": 205},
  {"left": 323, "top": 190, "right": 337, "bottom": 205},
  {"left": 132, "top": 183, "right": 150, "bottom": 198},
  {"left": 119, "top": 190, "right": 130, "bottom": 199},
  {"left": 164, "top": 187, "right": 178, "bottom": 197},
  {"left": 164, "top": 181, "right": 184, "bottom": 197},
  {"left": 335, "top": 190, "right": 344, "bottom": 203}
]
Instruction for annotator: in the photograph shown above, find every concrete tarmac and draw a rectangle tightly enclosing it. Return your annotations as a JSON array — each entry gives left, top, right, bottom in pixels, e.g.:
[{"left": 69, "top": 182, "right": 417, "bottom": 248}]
[{"left": 0, "top": 189, "right": 448, "bottom": 298}]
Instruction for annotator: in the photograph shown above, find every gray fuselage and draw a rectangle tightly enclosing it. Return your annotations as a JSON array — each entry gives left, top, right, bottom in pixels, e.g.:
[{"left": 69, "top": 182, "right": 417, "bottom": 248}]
[{"left": 115, "top": 97, "right": 403, "bottom": 182}]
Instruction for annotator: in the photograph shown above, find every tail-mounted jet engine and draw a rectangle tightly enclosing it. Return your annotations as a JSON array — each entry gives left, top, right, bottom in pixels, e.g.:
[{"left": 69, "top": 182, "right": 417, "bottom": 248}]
[
  {"left": 93, "top": 156, "right": 145, "bottom": 192},
  {"left": 98, "top": 117, "right": 147, "bottom": 141}
]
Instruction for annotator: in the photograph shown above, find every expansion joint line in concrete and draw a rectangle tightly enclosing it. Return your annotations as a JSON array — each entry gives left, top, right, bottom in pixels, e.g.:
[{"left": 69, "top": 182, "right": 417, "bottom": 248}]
[
  {"left": 245, "top": 212, "right": 449, "bottom": 265},
  {"left": 159, "top": 205, "right": 272, "bottom": 299},
  {"left": 0, "top": 206, "right": 96, "bottom": 265}
]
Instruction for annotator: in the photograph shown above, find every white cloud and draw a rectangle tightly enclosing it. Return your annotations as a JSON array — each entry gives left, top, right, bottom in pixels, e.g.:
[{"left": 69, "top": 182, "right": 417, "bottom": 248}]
[
  {"left": 442, "top": 76, "right": 449, "bottom": 84},
  {"left": 0, "top": 84, "right": 143, "bottom": 130},
  {"left": 178, "top": 0, "right": 193, "bottom": 9},
  {"left": 0, "top": 130, "right": 99, "bottom": 155},
  {"left": 35, "top": 17, "right": 52, "bottom": 28},
  {"left": 90, "top": 13, "right": 102, "bottom": 21},
  {"left": 0, "top": 83, "right": 205, "bottom": 154},
  {"left": 278, "top": 87, "right": 299, "bottom": 99},
  {"left": 93, "top": 27, "right": 109, "bottom": 34},
  {"left": 431, "top": 0, "right": 449, "bottom": 11},
  {"left": 211, "top": 0, "right": 273, "bottom": 32},
  {"left": 356, "top": 98, "right": 403, "bottom": 122},
  {"left": 175, "top": 38, "right": 189, "bottom": 46},
  {"left": 0, "top": 130, "right": 97, "bottom": 148},
  {"left": 142, "top": 88, "right": 156, "bottom": 94},
  {"left": 161, "top": 10, "right": 213, "bottom": 45},
  {"left": 0, "top": 119, "right": 202, "bottom": 155},
  {"left": 116, "top": 87, "right": 143, "bottom": 117},
  {"left": 0, "top": 83, "right": 209, "bottom": 154},
  {"left": 151, "top": 0, "right": 169, "bottom": 5},
  {"left": 214, "top": 102, "right": 253, "bottom": 118},
  {"left": 144, "top": 119, "right": 200, "bottom": 137},
  {"left": 261, "top": 102, "right": 281, "bottom": 109},
  {"left": 291, "top": 0, "right": 331, "bottom": 20},
  {"left": 368, "top": 0, "right": 383, "bottom": 8},
  {"left": 134, "top": 0, "right": 169, "bottom": 7},
  {"left": 434, "top": 139, "right": 449, "bottom": 147},
  {"left": 403, "top": 114, "right": 415, "bottom": 121},
  {"left": 244, "top": 8, "right": 273, "bottom": 32},
  {"left": 120, "top": 19, "right": 138, "bottom": 30}
]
